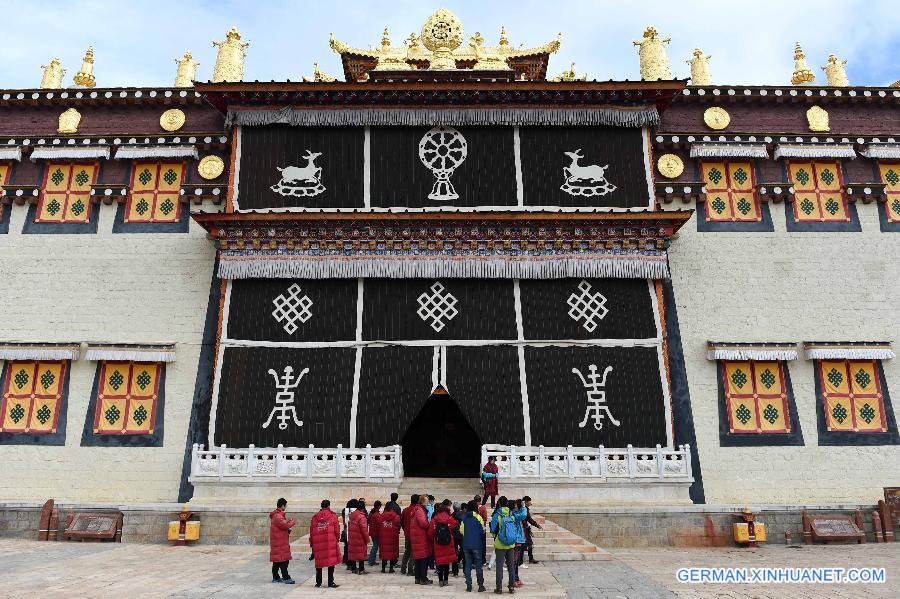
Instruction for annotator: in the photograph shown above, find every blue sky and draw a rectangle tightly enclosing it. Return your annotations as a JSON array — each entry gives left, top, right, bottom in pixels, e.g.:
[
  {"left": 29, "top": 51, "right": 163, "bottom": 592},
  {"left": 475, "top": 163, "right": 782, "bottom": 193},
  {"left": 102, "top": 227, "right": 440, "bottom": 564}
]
[{"left": 2, "top": 0, "right": 898, "bottom": 88}]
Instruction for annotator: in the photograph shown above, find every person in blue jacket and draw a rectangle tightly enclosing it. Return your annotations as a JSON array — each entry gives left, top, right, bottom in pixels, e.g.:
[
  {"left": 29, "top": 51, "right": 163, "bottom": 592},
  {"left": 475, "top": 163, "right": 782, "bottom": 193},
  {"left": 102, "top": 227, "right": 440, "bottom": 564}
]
[
  {"left": 510, "top": 499, "right": 528, "bottom": 587},
  {"left": 459, "top": 500, "right": 487, "bottom": 592}
]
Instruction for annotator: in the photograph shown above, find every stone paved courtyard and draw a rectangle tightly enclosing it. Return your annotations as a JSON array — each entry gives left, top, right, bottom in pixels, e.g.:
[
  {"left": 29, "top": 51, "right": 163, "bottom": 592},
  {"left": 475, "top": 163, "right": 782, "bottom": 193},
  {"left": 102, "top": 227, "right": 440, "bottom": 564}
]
[{"left": 0, "top": 539, "right": 896, "bottom": 598}]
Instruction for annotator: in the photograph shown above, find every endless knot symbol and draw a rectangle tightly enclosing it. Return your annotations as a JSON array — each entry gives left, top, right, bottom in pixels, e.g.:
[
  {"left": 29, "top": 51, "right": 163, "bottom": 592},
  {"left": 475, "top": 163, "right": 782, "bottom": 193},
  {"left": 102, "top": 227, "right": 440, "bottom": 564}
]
[
  {"left": 159, "top": 198, "right": 175, "bottom": 215},
  {"left": 39, "top": 370, "right": 55, "bottom": 390},
  {"left": 10, "top": 403, "right": 25, "bottom": 423},
  {"left": 14, "top": 369, "right": 29, "bottom": 389},
  {"left": 735, "top": 403, "right": 752, "bottom": 425},
  {"left": 799, "top": 199, "right": 815, "bottom": 215},
  {"left": 74, "top": 170, "right": 90, "bottom": 186},
  {"left": 105, "top": 405, "right": 121, "bottom": 425},
  {"left": 820, "top": 169, "right": 835, "bottom": 186},
  {"left": 762, "top": 403, "right": 779, "bottom": 425},
  {"left": 108, "top": 370, "right": 124, "bottom": 391},
  {"left": 854, "top": 369, "right": 871, "bottom": 389},
  {"left": 70, "top": 199, "right": 85, "bottom": 216},
  {"left": 133, "top": 405, "right": 149, "bottom": 426},
  {"left": 711, "top": 197, "right": 726, "bottom": 214},
  {"left": 733, "top": 168, "right": 749, "bottom": 186},
  {"left": 51, "top": 169, "right": 65, "bottom": 186},
  {"left": 736, "top": 198, "right": 752, "bottom": 215},
  {"left": 707, "top": 168, "right": 723, "bottom": 185},
  {"left": 892, "top": 199, "right": 900, "bottom": 215},
  {"left": 416, "top": 282, "right": 459, "bottom": 332},
  {"left": 163, "top": 169, "right": 178, "bottom": 185},
  {"left": 35, "top": 404, "right": 51, "bottom": 425},
  {"left": 759, "top": 369, "right": 776, "bottom": 389},
  {"left": 136, "top": 371, "right": 152, "bottom": 390},
  {"left": 859, "top": 403, "right": 876, "bottom": 424},
  {"left": 795, "top": 169, "right": 810, "bottom": 186},
  {"left": 886, "top": 170, "right": 900, "bottom": 186},
  {"left": 566, "top": 280, "right": 609, "bottom": 332},
  {"left": 824, "top": 198, "right": 840, "bottom": 215},
  {"left": 731, "top": 369, "right": 748, "bottom": 389},
  {"left": 135, "top": 199, "right": 149, "bottom": 215},
  {"left": 138, "top": 169, "right": 153, "bottom": 185},
  {"left": 271, "top": 284, "right": 313, "bottom": 335},
  {"left": 46, "top": 199, "right": 61, "bottom": 216},
  {"left": 827, "top": 368, "right": 843, "bottom": 387},
  {"left": 831, "top": 402, "right": 848, "bottom": 424}
]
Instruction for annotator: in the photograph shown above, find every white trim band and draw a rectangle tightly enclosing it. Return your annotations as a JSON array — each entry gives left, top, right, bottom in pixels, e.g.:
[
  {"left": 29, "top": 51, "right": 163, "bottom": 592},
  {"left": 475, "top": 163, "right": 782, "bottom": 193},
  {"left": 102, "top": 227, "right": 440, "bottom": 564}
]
[
  {"left": 29, "top": 146, "right": 111, "bottom": 161},
  {"left": 0, "top": 346, "right": 80, "bottom": 361},
  {"left": 690, "top": 143, "right": 769, "bottom": 159},
  {"left": 707, "top": 349, "right": 798, "bottom": 361},
  {"left": 773, "top": 144, "right": 856, "bottom": 160},
  {"left": 114, "top": 145, "right": 199, "bottom": 160},
  {"left": 0, "top": 147, "right": 22, "bottom": 161},
  {"left": 84, "top": 347, "right": 177, "bottom": 363},
  {"left": 860, "top": 144, "right": 900, "bottom": 159},
  {"left": 804, "top": 348, "right": 895, "bottom": 360}
]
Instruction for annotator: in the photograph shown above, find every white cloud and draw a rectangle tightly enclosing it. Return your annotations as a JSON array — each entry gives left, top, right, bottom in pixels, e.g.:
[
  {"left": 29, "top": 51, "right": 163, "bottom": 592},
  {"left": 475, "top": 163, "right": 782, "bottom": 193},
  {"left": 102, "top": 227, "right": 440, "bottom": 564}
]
[{"left": 1, "top": 0, "right": 897, "bottom": 88}]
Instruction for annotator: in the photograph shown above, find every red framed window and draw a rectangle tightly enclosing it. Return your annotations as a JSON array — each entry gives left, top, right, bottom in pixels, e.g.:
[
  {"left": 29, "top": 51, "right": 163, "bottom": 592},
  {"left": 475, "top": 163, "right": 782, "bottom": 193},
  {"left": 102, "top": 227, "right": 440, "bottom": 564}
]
[
  {"left": 788, "top": 161, "right": 848, "bottom": 222},
  {"left": 0, "top": 361, "right": 66, "bottom": 433},
  {"left": 879, "top": 161, "right": 900, "bottom": 223},
  {"left": 722, "top": 361, "right": 791, "bottom": 434},
  {"left": 92, "top": 361, "right": 162, "bottom": 435},
  {"left": 125, "top": 162, "right": 184, "bottom": 223},
  {"left": 818, "top": 360, "right": 888, "bottom": 433},
  {"left": 701, "top": 161, "right": 761, "bottom": 222},
  {"left": 36, "top": 162, "right": 97, "bottom": 223}
]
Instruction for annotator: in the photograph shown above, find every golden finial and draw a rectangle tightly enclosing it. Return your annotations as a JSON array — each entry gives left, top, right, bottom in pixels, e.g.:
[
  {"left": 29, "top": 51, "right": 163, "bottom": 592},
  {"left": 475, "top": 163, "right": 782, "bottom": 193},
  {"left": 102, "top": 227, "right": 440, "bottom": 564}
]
[
  {"left": 381, "top": 27, "right": 391, "bottom": 49},
  {"left": 421, "top": 8, "right": 464, "bottom": 69},
  {"left": 211, "top": 26, "right": 249, "bottom": 83},
  {"left": 791, "top": 42, "right": 815, "bottom": 85},
  {"left": 499, "top": 26, "right": 509, "bottom": 48},
  {"left": 892, "top": 80, "right": 900, "bottom": 88},
  {"left": 552, "top": 62, "right": 587, "bottom": 82},
  {"left": 73, "top": 47, "right": 96, "bottom": 88},
  {"left": 302, "top": 62, "right": 338, "bottom": 82},
  {"left": 470, "top": 31, "right": 510, "bottom": 70},
  {"left": 822, "top": 54, "right": 849, "bottom": 87},
  {"left": 40, "top": 58, "right": 65, "bottom": 89},
  {"left": 174, "top": 52, "right": 199, "bottom": 87},
  {"left": 687, "top": 48, "right": 711, "bottom": 86},
  {"left": 634, "top": 26, "right": 672, "bottom": 81}
]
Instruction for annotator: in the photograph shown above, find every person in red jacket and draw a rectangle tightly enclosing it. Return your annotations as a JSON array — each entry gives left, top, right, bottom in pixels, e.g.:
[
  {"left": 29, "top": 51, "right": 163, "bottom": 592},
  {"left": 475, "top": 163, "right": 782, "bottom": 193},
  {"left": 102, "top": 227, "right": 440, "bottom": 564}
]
[
  {"left": 367, "top": 500, "right": 383, "bottom": 567},
  {"left": 269, "top": 497, "right": 297, "bottom": 584},
  {"left": 400, "top": 494, "right": 418, "bottom": 576},
  {"left": 379, "top": 501, "right": 402, "bottom": 572},
  {"left": 428, "top": 499, "right": 459, "bottom": 587},
  {"left": 346, "top": 498, "right": 371, "bottom": 574},
  {"left": 482, "top": 456, "right": 499, "bottom": 508},
  {"left": 309, "top": 499, "right": 341, "bottom": 588},
  {"left": 410, "top": 494, "right": 433, "bottom": 585}
]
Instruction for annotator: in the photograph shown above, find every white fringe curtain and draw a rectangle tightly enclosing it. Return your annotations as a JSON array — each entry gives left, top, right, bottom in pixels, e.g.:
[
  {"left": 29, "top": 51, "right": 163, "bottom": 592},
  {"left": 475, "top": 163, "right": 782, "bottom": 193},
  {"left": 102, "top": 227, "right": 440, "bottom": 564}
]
[
  {"left": 690, "top": 144, "right": 769, "bottom": 159},
  {"left": 804, "top": 348, "right": 895, "bottom": 360},
  {"left": 218, "top": 256, "right": 670, "bottom": 280},
  {"left": 114, "top": 146, "right": 199, "bottom": 160},
  {"left": 30, "top": 147, "right": 111, "bottom": 161},
  {"left": 706, "top": 348, "right": 798, "bottom": 361},
  {"left": 773, "top": 144, "right": 856, "bottom": 160},
  {"left": 225, "top": 106, "right": 660, "bottom": 128},
  {"left": 0, "top": 345, "right": 80, "bottom": 361},
  {"left": 860, "top": 144, "right": 900, "bottom": 160},
  {"left": 0, "top": 147, "right": 22, "bottom": 161},
  {"left": 84, "top": 346, "right": 177, "bottom": 363}
]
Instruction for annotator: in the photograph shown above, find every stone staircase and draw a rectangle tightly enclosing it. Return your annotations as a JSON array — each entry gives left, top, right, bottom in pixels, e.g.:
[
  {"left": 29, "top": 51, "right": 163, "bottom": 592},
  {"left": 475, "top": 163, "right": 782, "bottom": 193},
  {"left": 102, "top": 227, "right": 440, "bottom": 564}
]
[{"left": 396, "top": 476, "right": 484, "bottom": 503}]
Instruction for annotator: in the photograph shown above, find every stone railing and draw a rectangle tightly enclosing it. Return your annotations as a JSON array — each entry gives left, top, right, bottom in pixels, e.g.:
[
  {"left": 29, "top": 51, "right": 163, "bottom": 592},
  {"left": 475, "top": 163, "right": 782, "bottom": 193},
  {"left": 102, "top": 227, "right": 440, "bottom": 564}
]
[
  {"left": 190, "top": 444, "right": 403, "bottom": 481},
  {"left": 481, "top": 444, "right": 693, "bottom": 482}
]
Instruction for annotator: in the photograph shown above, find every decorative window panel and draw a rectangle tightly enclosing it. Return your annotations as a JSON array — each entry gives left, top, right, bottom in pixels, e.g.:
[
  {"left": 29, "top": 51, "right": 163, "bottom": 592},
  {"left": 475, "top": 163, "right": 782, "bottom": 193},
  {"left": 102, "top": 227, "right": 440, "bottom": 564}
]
[
  {"left": 879, "top": 162, "right": 900, "bottom": 223},
  {"left": 37, "top": 163, "right": 97, "bottom": 223},
  {"left": 722, "top": 361, "right": 791, "bottom": 434},
  {"left": 92, "top": 361, "right": 161, "bottom": 435},
  {"left": 0, "top": 361, "right": 66, "bottom": 434},
  {"left": 701, "top": 161, "right": 761, "bottom": 222},
  {"left": 125, "top": 162, "right": 184, "bottom": 223},
  {"left": 0, "top": 162, "right": 10, "bottom": 187},
  {"left": 788, "top": 161, "right": 848, "bottom": 222},
  {"left": 819, "top": 360, "right": 887, "bottom": 433}
]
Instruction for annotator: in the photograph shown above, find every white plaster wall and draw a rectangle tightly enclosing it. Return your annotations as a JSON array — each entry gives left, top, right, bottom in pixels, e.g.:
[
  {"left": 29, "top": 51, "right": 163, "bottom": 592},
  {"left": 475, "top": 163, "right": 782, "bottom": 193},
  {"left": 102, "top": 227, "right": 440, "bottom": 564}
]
[
  {"left": 0, "top": 203, "right": 215, "bottom": 502},
  {"left": 667, "top": 200, "right": 900, "bottom": 504}
]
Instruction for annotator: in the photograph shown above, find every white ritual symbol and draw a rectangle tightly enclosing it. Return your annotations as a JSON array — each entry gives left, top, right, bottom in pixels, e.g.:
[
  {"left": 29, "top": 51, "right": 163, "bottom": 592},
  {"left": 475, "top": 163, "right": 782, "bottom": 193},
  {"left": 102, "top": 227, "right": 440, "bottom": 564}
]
[
  {"left": 561, "top": 149, "right": 617, "bottom": 197},
  {"left": 271, "top": 283, "right": 313, "bottom": 335},
  {"left": 567, "top": 280, "right": 609, "bottom": 332},
  {"left": 262, "top": 365, "right": 308, "bottom": 430},
  {"left": 272, "top": 150, "right": 326, "bottom": 197},
  {"left": 416, "top": 281, "right": 459, "bottom": 332},
  {"left": 572, "top": 364, "right": 620, "bottom": 431},
  {"left": 418, "top": 125, "right": 468, "bottom": 201}
]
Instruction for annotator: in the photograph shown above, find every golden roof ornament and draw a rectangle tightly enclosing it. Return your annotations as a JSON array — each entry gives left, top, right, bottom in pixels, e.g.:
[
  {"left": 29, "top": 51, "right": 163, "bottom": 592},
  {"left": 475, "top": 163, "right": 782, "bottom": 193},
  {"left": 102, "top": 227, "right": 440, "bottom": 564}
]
[
  {"left": 73, "top": 47, "right": 96, "bottom": 88},
  {"left": 791, "top": 42, "right": 815, "bottom": 85},
  {"left": 552, "top": 62, "right": 587, "bottom": 82},
  {"left": 40, "top": 58, "right": 65, "bottom": 89},
  {"left": 381, "top": 27, "right": 391, "bottom": 50},
  {"left": 58, "top": 108, "right": 82, "bottom": 134},
  {"left": 174, "top": 52, "right": 199, "bottom": 87},
  {"left": 421, "top": 8, "right": 464, "bottom": 69},
  {"left": 807, "top": 106, "right": 830, "bottom": 132},
  {"left": 197, "top": 155, "right": 225, "bottom": 180},
  {"left": 470, "top": 32, "right": 511, "bottom": 71},
  {"left": 687, "top": 48, "right": 711, "bottom": 86},
  {"left": 160, "top": 108, "right": 186, "bottom": 132},
  {"left": 211, "top": 26, "right": 249, "bottom": 83},
  {"left": 822, "top": 54, "right": 849, "bottom": 87},
  {"left": 499, "top": 26, "right": 509, "bottom": 48},
  {"left": 302, "top": 63, "right": 338, "bottom": 82},
  {"left": 634, "top": 26, "right": 672, "bottom": 81}
]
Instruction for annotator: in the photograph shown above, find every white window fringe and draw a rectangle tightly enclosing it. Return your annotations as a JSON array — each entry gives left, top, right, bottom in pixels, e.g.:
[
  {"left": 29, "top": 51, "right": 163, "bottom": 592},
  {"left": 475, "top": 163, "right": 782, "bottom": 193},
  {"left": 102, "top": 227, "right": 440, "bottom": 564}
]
[
  {"left": 706, "top": 349, "right": 798, "bottom": 361},
  {"left": 0, "top": 347, "right": 80, "bottom": 361},
  {"left": 773, "top": 144, "right": 856, "bottom": 160},
  {"left": 225, "top": 106, "right": 660, "bottom": 129},
  {"left": 114, "top": 146, "right": 199, "bottom": 160},
  {"left": 217, "top": 256, "right": 670, "bottom": 280},
  {"left": 0, "top": 147, "right": 22, "bottom": 161},
  {"left": 690, "top": 144, "right": 769, "bottom": 159},
  {"left": 84, "top": 349, "right": 177, "bottom": 363},
  {"left": 30, "top": 147, "right": 111, "bottom": 161},
  {"left": 804, "top": 348, "right": 895, "bottom": 360},
  {"left": 860, "top": 144, "right": 900, "bottom": 160}
]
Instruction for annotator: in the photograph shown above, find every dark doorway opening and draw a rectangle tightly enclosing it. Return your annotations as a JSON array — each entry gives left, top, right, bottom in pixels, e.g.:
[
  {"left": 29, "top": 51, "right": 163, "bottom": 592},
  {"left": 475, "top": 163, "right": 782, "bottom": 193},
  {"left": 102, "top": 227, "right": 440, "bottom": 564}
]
[{"left": 401, "top": 389, "right": 481, "bottom": 477}]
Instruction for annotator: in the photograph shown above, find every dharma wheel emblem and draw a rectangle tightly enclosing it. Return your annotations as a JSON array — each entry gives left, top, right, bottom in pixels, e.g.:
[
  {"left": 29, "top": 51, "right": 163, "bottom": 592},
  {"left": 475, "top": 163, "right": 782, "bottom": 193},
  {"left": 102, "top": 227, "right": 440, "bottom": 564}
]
[{"left": 418, "top": 126, "right": 467, "bottom": 201}]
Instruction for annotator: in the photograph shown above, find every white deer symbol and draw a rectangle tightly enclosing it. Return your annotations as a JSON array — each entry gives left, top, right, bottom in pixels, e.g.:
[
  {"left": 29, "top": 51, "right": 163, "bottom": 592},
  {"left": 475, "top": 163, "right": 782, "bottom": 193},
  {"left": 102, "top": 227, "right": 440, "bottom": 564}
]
[
  {"left": 563, "top": 149, "right": 609, "bottom": 184},
  {"left": 277, "top": 150, "right": 322, "bottom": 184}
]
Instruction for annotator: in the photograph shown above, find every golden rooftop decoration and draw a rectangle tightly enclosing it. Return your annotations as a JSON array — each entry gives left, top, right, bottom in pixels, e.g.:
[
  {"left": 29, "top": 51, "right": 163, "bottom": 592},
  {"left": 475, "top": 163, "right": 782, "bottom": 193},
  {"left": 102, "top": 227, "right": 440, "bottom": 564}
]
[
  {"left": 703, "top": 106, "right": 730, "bottom": 130},
  {"left": 174, "top": 52, "right": 200, "bottom": 87},
  {"left": 198, "top": 155, "right": 225, "bottom": 180},
  {"left": 58, "top": 108, "right": 82, "bottom": 134},
  {"left": 160, "top": 108, "right": 186, "bottom": 132},
  {"left": 806, "top": 106, "right": 830, "bottom": 132},
  {"left": 421, "top": 8, "right": 465, "bottom": 69},
  {"left": 302, "top": 63, "right": 338, "bottom": 82},
  {"left": 657, "top": 154, "right": 684, "bottom": 179},
  {"left": 470, "top": 32, "right": 511, "bottom": 71},
  {"left": 634, "top": 26, "right": 671, "bottom": 81},
  {"left": 211, "top": 26, "right": 249, "bottom": 83},
  {"left": 73, "top": 47, "right": 96, "bottom": 88},
  {"left": 552, "top": 62, "right": 587, "bottom": 82},
  {"left": 687, "top": 48, "right": 711, "bottom": 86},
  {"left": 791, "top": 42, "right": 815, "bottom": 85},
  {"left": 40, "top": 58, "right": 65, "bottom": 89},
  {"left": 822, "top": 54, "right": 849, "bottom": 87}
]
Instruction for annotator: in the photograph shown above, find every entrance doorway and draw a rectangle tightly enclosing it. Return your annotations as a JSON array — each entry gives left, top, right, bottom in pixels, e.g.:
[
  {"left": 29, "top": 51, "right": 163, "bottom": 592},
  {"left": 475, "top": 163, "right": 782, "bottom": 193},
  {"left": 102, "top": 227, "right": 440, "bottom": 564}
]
[{"left": 401, "top": 389, "right": 482, "bottom": 477}]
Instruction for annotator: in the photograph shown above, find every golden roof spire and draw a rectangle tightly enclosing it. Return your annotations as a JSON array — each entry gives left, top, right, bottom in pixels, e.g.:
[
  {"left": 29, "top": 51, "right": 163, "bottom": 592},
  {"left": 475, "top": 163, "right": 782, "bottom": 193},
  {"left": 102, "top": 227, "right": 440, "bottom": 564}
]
[
  {"left": 687, "top": 48, "right": 711, "bottom": 85},
  {"left": 40, "top": 58, "right": 65, "bottom": 89},
  {"left": 211, "top": 26, "right": 249, "bottom": 83},
  {"left": 552, "top": 62, "right": 587, "bottom": 82},
  {"left": 791, "top": 42, "right": 815, "bottom": 85},
  {"left": 174, "top": 51, "right": 200, "bottom": 87},
  {"left": 822, "top": 54, "right": 849, "bottom": 87},
  {"left": 634, "top": 26, "right": 672, "bottom": 81},
  {"left": 381, "top": 27, "right": 391, "bottom": 49},
  {"left": 73, "top": 47, "right": 96, "bottom": 88},
  {"left": 499, "top": 26, "right": 509, "bottom": 48}
]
